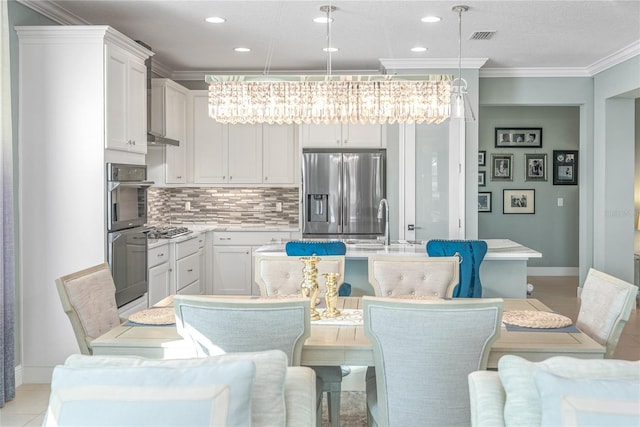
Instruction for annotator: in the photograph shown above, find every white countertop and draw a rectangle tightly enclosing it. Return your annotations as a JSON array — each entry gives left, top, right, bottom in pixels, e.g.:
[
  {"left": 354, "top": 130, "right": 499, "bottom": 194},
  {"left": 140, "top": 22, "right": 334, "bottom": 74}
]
[{"left": 254, "top": 239, "right": 542, "bottom": 260}]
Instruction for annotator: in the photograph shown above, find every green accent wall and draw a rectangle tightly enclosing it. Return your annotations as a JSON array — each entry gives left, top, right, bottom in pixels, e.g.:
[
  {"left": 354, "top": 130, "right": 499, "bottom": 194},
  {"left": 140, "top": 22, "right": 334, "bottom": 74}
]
[{"left": 478, "top": 106, "right": 580, "bottom": 268}]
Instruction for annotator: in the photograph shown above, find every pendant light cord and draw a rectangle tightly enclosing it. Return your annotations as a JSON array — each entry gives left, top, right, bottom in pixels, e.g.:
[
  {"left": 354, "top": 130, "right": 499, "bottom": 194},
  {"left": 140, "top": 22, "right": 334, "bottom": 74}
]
[
  {"left": 326, "top": 4, "right": 332, "bottom": 75},
  {"left": 457, "top": 7, "right": 462, "bottom": 84}
]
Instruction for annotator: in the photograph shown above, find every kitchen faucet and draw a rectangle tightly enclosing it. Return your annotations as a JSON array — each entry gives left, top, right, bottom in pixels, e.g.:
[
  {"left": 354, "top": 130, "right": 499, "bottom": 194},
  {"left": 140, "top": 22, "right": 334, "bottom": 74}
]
[{"left": 377, "top": 198, "right": 390, "bottom": 246}]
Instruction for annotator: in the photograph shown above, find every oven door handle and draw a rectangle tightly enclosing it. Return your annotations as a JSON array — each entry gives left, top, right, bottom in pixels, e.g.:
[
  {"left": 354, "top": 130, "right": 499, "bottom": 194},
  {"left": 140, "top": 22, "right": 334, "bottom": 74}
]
[{"left": 107, "top": 181, "right": 154, "bottom": 192}]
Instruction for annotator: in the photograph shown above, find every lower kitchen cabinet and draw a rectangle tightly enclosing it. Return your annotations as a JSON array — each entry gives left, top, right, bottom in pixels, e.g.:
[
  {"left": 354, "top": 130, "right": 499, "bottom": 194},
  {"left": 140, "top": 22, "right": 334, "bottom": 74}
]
[
  {"left": 211, "top": 230, "right": 294, "bottom": 295},
  {"left": 212, "top": 246, "right": 252, "bottom": 295},
  {"left": 148, "top": 261, "right": 171, "bottom": 306},
  {"left": 148, "top": 241, "right": 171, "bottom": 307}
]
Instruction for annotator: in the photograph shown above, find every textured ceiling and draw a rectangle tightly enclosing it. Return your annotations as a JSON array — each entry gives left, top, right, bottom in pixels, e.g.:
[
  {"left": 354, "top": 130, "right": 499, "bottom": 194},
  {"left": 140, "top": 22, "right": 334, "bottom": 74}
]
[{"left": 22, "top": 0, "right": 640, "bottom": 78}]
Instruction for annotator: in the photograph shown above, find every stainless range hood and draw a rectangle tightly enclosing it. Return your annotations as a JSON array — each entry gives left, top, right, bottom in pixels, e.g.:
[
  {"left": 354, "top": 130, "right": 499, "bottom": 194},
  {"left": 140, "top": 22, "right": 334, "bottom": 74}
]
[
  {"left": 138, "top": 40, "right": 180, "bottom": 147},
  {"left": 147, "top": 130, "right": 179, "bottom": 146}
]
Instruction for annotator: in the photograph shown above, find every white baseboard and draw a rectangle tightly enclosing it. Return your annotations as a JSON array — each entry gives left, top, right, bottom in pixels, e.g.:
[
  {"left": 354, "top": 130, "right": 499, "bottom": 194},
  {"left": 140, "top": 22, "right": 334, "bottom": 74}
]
[
  {"left": 527, "top": 267, "right": 579, "bottom": 276},
  {"left": 14, "top": 365, "right": 23, "bottom": 387}
]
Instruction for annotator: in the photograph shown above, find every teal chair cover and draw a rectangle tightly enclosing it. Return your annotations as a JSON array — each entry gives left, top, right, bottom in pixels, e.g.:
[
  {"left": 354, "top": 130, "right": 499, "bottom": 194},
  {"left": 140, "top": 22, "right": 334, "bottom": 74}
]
[
  {"left": 426, "top": 240, "right": 487, "bottom": 298},
  {"left": 285, "top": 241, "right": 351, "bottom": 296}
]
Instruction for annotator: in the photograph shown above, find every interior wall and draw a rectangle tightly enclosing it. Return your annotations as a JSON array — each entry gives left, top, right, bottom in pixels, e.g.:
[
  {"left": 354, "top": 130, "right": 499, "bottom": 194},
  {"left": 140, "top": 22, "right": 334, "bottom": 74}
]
[
  {"left": 7, "top": 0, "right": 59, "bottom": 375},
  {"left": 478, "top": 106, "right": 580, "bottom": 271},
  {"left": 635, "top": 98, "right": 640, "bottom": 253},
  {"left": 593, "top": 56, "right": 640, "bottom": 283}
]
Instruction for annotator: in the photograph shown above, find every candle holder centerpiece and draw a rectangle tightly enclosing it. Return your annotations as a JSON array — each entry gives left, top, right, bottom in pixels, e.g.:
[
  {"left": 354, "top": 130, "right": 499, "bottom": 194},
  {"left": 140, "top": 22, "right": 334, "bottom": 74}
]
[
  {"left": 322, "top": 272, "right": 342, "bottom": 318},
  {"left": 300, "top": 255, "right": 321, "bottom": 320}
]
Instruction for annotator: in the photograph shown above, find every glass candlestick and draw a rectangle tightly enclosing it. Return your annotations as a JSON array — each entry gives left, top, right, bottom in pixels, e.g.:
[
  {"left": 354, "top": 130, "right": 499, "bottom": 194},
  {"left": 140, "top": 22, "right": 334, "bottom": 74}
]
[
  {"left": 300, "top": 255, "right": 321, "bottom": 320},
  {"left": 322, "top": 272, "right": 341, "bottom": 318}
]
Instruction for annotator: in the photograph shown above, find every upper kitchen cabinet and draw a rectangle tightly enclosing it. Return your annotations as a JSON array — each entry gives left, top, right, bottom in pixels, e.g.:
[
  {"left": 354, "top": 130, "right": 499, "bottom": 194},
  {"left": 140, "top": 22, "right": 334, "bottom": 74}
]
[
  {"left": 192, "top": 92, "right": 297, "bottom": 185},
  {"left": 300, "top": 123, "right": 385, "bottom": 148},
  {"left": 263, "top": 125, "right": 296, "bottom": 184},
  {"left": 105, "top": 44, "right": 148, "bottom": 154},
  {"left": 147, "top": 79, "right": 189, "bottom": 184}
]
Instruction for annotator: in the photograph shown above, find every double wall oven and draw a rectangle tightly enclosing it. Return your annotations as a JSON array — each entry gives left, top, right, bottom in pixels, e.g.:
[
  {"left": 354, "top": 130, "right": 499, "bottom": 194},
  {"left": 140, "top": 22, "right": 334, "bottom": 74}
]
[{"left": 106, "top": 163, "right": 153, "bottom": 308}]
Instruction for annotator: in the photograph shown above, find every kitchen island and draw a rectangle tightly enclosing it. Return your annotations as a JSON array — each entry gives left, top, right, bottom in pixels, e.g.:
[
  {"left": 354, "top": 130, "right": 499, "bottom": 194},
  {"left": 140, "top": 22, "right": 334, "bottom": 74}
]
[{"left": 254, "top": 239, "right": 542, "bottom": 298}]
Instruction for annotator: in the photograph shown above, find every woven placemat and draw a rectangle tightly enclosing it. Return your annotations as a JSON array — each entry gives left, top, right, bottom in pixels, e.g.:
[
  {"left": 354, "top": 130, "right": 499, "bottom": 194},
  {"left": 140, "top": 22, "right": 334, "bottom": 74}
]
[
  {"left": 128, "top": 307, "right": 175, "bottom": 325},
  {"left": 503, "top": 310, "right": 572, "bottom": 329}
]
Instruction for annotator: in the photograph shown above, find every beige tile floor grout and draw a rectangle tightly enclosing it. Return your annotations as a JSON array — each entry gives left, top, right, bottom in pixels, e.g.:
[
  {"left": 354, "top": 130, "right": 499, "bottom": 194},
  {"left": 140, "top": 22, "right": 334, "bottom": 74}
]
[{"left": 2, "top": 276, "right": 638, "bottom": 427}]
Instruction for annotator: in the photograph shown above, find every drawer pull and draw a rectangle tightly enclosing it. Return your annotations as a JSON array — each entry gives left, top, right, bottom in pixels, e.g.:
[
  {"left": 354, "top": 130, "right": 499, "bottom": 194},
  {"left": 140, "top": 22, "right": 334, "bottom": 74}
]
[
  {"left": 187, "top": 269, "right": 194, "bottom": 272},
  {"left": 157, "top": 253, "right": 164, "bottom": 257},
  {"left": 220, "top": 237, "right": 231, "bottom": 241}
]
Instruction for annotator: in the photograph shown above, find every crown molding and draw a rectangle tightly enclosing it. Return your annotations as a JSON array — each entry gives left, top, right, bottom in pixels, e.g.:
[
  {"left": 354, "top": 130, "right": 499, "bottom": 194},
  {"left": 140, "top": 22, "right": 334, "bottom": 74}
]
[
  {"left": 17, "top": 0, "right": 89, "bottom": 24},
  {"left": 587, "top": 40, "right": 640, "bottom": 76},
  {"left": 480, "top": 67, "right": 592, "bottom": 78},
  {"left": 171, "top": 69, "right": 381, "bottom": 81},
  {"left": 379, "top": 58, "right": 488, "bottom": 71}
]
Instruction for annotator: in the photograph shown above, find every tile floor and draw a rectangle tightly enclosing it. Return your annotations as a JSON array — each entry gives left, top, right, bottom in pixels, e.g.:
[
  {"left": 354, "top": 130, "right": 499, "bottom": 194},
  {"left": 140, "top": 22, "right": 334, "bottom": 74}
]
[{"left": 1, "top": 276, "right": 638, "bottom": 427}]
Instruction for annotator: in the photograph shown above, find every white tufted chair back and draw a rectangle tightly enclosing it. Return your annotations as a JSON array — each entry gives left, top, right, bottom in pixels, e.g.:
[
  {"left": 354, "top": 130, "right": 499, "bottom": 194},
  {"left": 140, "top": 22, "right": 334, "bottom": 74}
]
[
  {"left": 576, "top": 268, "right": 638, "bottom": 358},
  {"left": 254, "top": 255, "right": 345, "bottom": 298},
  {"left": 55, "top": 263, "right": 123, "bottom": 355},
  {"left": 368, "top": 256, "right": 460, "bottom": 298}
]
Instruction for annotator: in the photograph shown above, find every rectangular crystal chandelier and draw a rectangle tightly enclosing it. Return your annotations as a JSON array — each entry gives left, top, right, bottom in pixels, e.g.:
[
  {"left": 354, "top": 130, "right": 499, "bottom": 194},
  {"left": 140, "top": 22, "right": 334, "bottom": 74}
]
[{"left": 205, "top": 74, "right": 452, "bottom": 125}]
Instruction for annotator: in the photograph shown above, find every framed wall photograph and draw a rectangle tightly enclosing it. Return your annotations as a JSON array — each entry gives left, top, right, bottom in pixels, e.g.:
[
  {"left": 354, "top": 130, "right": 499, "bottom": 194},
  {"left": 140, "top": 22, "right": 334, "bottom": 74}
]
[
  {"left": 553, "top": 150, "right": 578, "bottom": 185},
  {"left": 478, "top": 192, "right": 492, "bottom": 212},
  {"left": 525, "top": 153, "right": 547, "bottom": 181},
  {"left": 495, "top": 127, "right": 543, "bottom": 148},
  {"left": 491, "top": 153, "right": 514, "bottom": 181},
  {"left": 478, "top": 171, "right": 486, "bottom": 187},
  {"left": 503, "top": 189, "right": 535, "bottom": 214},
  {"left": 478, "top": 150, "right": 486, "bottom": 166}
]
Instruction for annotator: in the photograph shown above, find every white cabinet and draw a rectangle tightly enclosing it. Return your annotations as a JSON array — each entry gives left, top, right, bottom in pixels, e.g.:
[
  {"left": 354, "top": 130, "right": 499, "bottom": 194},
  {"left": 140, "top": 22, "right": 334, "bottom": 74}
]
[
  {"left": 173, "top": 235, "right": 201, "bottom": 295},
  {"left": 212, "top": 246, "right": 253, "bottom": 295},
  {"left": 105, "top": 44, "right": 148, "bottom": 154},
  {"left": 192, "top": 92, "right": 296, "bottom": 185},
  {"left": 228, "top": 125, "right": 263, "bottom": 184},
  {"left": 147, "top": 79, "right": 189, "bottom": 184},
  {"left": 148, "top": 242, "right": 171, "bottom": 306},
  {"left": 211, "top": 231, "right": 293, "bottom": 295},
  {"left": 300, "top": 123, "right": 383, "bottom": 148},
  {"left": 263, "top": 124, "right": 297, "bottom": 184}
]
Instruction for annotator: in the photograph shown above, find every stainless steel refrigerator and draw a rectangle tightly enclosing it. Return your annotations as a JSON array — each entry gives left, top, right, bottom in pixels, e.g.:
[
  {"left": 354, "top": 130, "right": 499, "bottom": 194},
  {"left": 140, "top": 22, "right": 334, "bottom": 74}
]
[{"left": 302, "top": 149, "right": 386, "bottom": 238}]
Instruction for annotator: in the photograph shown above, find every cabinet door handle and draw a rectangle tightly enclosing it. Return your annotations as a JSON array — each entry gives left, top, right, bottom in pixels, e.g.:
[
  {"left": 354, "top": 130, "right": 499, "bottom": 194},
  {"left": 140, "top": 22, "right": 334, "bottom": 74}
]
[
  {"left": 229, "top": 176, "right": 233, "bottom": 180},
  {"left": 265, "top": 176, "right": 268, "bottom": 180}
]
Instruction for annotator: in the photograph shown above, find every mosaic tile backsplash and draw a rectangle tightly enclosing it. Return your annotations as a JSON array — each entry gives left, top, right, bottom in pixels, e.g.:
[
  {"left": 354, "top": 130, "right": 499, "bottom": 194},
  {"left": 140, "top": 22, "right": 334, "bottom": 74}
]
[{"left": 148, "top": 187, "right": 300, "bottom": 227}]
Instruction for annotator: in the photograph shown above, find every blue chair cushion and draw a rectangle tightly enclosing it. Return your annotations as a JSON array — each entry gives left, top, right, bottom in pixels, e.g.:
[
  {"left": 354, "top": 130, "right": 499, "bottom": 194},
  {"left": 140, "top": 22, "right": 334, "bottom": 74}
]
[
  {"left": 285, "top": 240, "right": 346, "bottom": 256},
  {"left": 426, "top": 240, "right": 487, "bottom": 298}
]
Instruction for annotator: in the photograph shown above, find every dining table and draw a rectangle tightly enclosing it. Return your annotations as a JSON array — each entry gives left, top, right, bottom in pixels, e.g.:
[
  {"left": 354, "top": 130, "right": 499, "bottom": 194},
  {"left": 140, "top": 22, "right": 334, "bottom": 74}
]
[{"left": 91, "top": 296, "right": 605, "bottom": 369}]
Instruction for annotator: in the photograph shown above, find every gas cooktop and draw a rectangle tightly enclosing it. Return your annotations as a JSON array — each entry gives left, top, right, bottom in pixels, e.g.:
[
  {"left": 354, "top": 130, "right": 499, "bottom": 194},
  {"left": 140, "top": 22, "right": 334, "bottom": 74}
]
[{"left": 147, "top": 226, "right": 193, "bottom": 239}]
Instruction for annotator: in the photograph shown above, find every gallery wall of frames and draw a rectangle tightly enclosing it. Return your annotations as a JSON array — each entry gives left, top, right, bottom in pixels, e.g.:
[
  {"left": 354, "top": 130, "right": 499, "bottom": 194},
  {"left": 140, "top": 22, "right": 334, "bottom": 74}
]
[{"left": 478, "top": 126, "right": 578, "bottom": 215}]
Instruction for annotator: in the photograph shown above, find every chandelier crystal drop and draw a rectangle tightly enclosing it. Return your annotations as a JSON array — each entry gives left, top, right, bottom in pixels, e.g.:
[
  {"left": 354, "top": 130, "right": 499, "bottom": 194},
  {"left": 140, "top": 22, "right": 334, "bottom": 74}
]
[{"left": 206, "top": 74, "right": 452, "bottom": 125}]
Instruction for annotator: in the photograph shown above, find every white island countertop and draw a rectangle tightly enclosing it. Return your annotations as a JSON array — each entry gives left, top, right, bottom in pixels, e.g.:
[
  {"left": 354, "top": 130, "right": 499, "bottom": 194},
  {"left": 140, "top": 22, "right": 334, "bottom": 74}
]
[{"left": 254, "top": 238, "right": 541, "bottom": 261}]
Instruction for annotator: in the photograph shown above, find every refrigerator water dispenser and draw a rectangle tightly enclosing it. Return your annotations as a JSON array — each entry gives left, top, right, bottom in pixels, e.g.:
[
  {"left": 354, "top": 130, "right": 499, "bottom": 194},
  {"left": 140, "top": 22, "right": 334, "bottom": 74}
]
[{"left": 308, "top": 194, "right": 328, "bottom": 222}]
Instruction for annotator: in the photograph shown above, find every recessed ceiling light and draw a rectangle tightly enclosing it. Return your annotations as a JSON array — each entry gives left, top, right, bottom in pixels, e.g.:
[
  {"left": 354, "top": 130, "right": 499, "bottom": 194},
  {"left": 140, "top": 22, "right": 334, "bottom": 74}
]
[
  {"left": 234, "top": 47, "right": 251, "bottom": 53},
  {"left": 421, "top": 16, "right": 441, "bottom": 23},
  {"left": 313, "top": 16, "right": 334, "bottom": 24},
  {"left": 205, "top": 16, "right": 226, "bottom": 24},
  {"left": 411, "top": 47, "right": 427, "bottom": 52},
  {"left": 323, "top": 47, "right": 339, "bottom": 53}
]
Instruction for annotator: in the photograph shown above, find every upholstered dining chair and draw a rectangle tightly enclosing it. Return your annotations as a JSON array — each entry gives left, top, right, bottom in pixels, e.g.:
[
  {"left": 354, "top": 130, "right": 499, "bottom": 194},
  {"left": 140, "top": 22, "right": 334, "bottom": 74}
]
[
  {"left": 254, "top": 254, "right": 346, "bottom": 299},
  {"left": 55, "top": 263, "right": 123, "bottom": 355},
  {"left": 173, "top": 295, "right": 322, "bottom": 426},
  {"left": 284, "top": 240, "right": 351, "bottom": 296},
  {"left": 368, "top": 255, "right": 460, "bottom": 298},
  {"left": 426, "top": 239, "right": 488, "bottom": 298},
  {"left": 577, "top": 268, "right": 638, "bottom": 358},
  {"left": 363, "top": 297, "right": 504, "bottom": 427}
]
